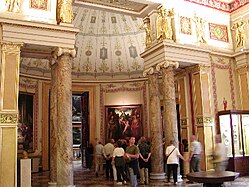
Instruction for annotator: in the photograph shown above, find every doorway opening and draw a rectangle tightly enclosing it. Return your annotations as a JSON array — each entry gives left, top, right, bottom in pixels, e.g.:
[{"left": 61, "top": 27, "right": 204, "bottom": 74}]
[{"left": 72, "top": 92, "right": 89, "bottom": 167}]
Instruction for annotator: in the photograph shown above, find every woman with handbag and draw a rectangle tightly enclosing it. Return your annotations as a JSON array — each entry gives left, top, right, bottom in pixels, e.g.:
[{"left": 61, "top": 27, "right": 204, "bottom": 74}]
[
  {"left": 112, "top": 140, "right": 126, "bottom": 185},
  {"left": 165, "top": 140, "right": 185, "bottom": 185}
]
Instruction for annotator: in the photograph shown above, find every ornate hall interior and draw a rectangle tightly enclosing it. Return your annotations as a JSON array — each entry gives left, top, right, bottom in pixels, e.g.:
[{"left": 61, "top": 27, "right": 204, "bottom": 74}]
[{"left": 1, "top": 0, "right": 249, "bottom": 186}]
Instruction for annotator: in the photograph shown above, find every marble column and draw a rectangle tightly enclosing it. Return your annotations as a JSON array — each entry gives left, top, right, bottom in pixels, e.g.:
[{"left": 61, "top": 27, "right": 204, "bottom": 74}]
[
  {"left": 51, "top": 47, "right": 76, "bottom": 187},
  {"left": 0, "top": 42, "right": 22, "bottom": 187},
  {"left": 156, "top": 61, "right": 179, "bottom": 146},
  {"left": 156, "top": 61, "right": 181, "bottom": 181},
  {"left": 49, "top": 58, "right": 58, "bottom": 185},
  {"left": 143, "top": 68, "right": 165, "bottom": 180}
]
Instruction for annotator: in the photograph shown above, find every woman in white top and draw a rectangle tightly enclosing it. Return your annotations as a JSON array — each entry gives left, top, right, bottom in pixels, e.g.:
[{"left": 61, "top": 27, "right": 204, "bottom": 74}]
[
  {"left": 112, "top": 140, "right": 126, "bottom": 185},
  {"left": 165, "top": 140, "right": 185, "bottom": 185}
]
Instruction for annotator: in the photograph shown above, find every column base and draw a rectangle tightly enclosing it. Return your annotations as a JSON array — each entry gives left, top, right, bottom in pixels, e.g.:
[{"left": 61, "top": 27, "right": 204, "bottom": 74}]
[
  {"left": 48, "top": 182, "right": 57, "bottom": 186},
  {"left": 150, "top": 172, "right": 166, "bottom": 180},
  {"left": 48, "top": 183, "right": 75, "bottom": 187}
]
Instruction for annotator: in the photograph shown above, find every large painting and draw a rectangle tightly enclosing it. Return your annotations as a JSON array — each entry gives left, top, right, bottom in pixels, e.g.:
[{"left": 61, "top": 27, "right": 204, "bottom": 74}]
[
  {"left": 18, "top": 93, "right": 34, "bottom": 152},
  {"left": 105, "top": 105, "right": 142, "bottom": 142}
]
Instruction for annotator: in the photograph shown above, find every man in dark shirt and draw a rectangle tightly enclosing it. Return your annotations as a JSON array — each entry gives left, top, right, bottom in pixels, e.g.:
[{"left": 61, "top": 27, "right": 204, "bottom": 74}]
[{"left": 125, "top": 137, "right": 139, "bottom": 187}]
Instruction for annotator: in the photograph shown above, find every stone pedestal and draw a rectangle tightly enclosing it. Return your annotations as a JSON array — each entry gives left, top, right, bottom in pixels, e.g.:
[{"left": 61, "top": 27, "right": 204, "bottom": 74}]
[
  {"left": 20, "top": 159, "right": 31, "bottom": 187},
  {"left": 183, "top": 152, "right": 190, "bottom": 176}
]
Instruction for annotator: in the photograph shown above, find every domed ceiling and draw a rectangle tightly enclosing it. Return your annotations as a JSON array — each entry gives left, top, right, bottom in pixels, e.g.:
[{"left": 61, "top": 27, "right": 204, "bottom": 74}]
[
  {"left": 72, "top": 6, "right": 146, "bottom": 80},
  {"left": 20, "top": 4, "right": 153, "bottom": 81}
]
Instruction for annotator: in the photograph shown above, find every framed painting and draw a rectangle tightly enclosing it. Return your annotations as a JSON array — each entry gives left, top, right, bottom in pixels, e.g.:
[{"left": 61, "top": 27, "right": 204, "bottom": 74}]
[
  {"left": 18, "top": 93, "right": 35, "bottom": 153},
  {"left": 105, "top": 105, "right": 142, "bottom": 143}
]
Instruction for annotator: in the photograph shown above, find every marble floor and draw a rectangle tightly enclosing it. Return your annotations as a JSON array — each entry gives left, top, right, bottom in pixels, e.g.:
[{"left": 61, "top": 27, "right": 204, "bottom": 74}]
[{"left": 32, "top": 161, "right": 249, "bottom": 187}]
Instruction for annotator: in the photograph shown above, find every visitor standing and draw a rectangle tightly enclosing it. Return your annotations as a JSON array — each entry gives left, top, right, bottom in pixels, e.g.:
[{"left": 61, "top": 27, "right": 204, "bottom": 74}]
[
  {"left": 112, "top": 140, "right": 126, "bottom": 185},
  {"left": 95, "top": 141, "right": 104, "bottom": 177},
  {"left": 188, "top": 135, "right": 202, "bottom": 172},
  {"left": 138, "top": 137, "right": 151, "bottom": 185},
  {"left": 125, "top": 137, "right": 139, "bottom": 187},
  {"left": 103, "top": 139, "right": 115, "bottom": 179},
  {"left": 165, "top": 140, "right": 185, "bottom": 185}
]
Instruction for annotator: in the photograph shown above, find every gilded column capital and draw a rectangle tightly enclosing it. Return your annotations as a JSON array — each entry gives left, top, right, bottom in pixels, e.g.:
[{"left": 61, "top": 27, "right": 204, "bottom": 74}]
[
  {"left": 52, "top": 47, "right": 76, "bottom": 59},
  {"left": 156, "top": 61, "right": 179, "bottom": 71},
  {"left": 143, "top": 67, "right": 154, "bottom": 77},
  {"left": 1, "top": 42, "right": 23, "bottom": 52}
]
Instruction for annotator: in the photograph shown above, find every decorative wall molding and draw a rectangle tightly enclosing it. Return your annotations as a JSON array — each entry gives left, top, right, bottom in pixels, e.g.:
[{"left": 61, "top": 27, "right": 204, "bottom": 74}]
[
  {"left": 211, "top": 61, "right": 235, "bottom": 127},
  {"left": 209, "top": 23, "right": 229, "bottom": 43},
  {"left": 0, "top": 113, "right": 18, "bottom": 124},
  {"left": 185, "top": 0, "right": 249, "bottom": 13}
]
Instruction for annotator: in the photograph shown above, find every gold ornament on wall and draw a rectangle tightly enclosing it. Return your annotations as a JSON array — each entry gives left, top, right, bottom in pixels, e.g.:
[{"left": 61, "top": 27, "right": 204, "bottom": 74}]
[
  {"left": 156, "top": 6, "right": 175, "bottom": 41},
  {"left": 192, "top": 14, "right": 207, "bottom": 44},
  {"left": 5, "top": 0, "right": 20, "bottom": 12},
  {"left": 140, "top": 17, "right": 152, "bottom": 48},
  {"left": 57, "top": 0, "right": 74, "bottom": 24},
  {"left": 231, "top": 21, "right": 246, "bottom": 48}
]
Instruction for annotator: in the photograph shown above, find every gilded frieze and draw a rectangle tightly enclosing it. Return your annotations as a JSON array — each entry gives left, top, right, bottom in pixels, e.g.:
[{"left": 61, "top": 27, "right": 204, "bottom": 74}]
[{"left": 0, "top": 113, "right": 17, "bottom": 124}]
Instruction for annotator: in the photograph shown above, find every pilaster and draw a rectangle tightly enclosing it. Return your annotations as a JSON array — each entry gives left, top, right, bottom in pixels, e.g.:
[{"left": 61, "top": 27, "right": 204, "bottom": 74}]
[
  {"left": 234, "top": 53, "right": 249, "bottom": 110},
  {"left": 0, "top": 42, "right": 22, "bottom": 187},
  {"left": 188, "top": 64, "right": 215, "bottom": 171}
]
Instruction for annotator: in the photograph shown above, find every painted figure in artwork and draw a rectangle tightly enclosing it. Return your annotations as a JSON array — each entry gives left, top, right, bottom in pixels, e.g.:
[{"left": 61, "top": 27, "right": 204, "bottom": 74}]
[
  {"left": 108, "top": 115, "right": 116, "bottom": 140},
  {"left": 131, "top": 111, "right": 141, "bottom": 141},
  {"left": 5, "top": 0, "right": 20, "bottom": 12},
  {"left": 231, "top": 21, "right": 246, "bottom": 48}
]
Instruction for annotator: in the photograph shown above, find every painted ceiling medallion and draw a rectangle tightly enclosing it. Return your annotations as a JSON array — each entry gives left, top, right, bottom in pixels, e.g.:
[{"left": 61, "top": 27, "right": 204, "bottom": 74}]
[
  {"left": 115, "top": 50, "right": 122, "bottom": 56},
  {"left": 85, "top": 50, "right": 92, "bottom": 56}
]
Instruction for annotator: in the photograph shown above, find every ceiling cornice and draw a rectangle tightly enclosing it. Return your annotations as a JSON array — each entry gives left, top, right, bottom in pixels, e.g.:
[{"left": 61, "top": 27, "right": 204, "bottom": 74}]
[{"left": 184, "top": 0, "right": 249, "bottom": 13}]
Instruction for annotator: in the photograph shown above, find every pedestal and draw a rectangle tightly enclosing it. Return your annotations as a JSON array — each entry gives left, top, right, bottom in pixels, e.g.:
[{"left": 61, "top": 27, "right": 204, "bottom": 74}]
[
  {"left": 150, "top": 172, "right": 166, "bottom": 180},
  {"left": 183, "top": 152, "right": 190, "bottom": 176},
  {"left": 20, "top": 159, "right": 31, "bottom": 187}
]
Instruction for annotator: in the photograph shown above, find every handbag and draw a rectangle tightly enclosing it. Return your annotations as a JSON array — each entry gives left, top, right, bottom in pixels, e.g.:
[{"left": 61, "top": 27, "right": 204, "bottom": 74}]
[{"left": 165, "top": 147, "right": 176, "bottom": 163}]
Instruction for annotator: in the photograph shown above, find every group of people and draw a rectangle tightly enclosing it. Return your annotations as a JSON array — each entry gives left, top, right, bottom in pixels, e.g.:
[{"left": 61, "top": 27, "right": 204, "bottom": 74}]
[
  {"left": 94, "top": 137, "right": 151, "bottom": 186},
  {"left": 91, "top": 134, "right": 228, "bottom": 186}
]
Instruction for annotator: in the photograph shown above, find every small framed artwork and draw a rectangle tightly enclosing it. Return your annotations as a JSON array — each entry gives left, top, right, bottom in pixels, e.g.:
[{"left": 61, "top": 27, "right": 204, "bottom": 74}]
[{"left": 105, "top": 105, "right": 142, "bottom": 142}]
